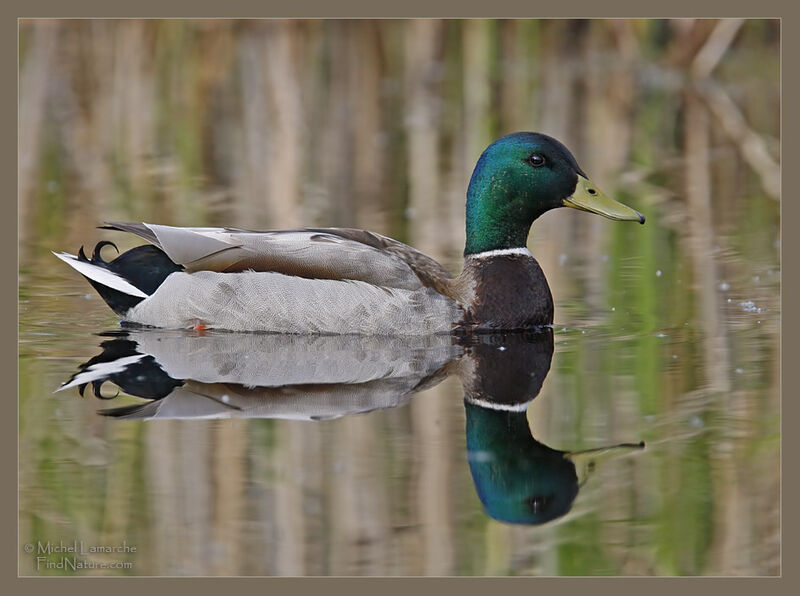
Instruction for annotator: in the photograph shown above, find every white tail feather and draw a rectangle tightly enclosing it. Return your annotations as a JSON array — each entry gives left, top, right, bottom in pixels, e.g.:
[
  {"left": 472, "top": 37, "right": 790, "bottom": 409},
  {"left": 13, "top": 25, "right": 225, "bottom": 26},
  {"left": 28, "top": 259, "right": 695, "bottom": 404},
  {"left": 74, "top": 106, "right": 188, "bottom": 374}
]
[
  {"left": 52, "top": 252, "right": 149, "bottom": 298},
  {"left": 56, "top": 354, "right": 147, "bottom": 392}
]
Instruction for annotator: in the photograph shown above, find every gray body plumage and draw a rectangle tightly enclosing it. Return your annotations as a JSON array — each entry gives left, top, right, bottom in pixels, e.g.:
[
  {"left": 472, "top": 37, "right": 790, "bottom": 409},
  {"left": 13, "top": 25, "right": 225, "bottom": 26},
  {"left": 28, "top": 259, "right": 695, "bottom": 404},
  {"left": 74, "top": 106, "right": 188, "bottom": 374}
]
[
  {"left": 62, "top": 223, "right": 465, "bottom": 334},
  {"left": 126, "top": 270, "right": 461, "bottom": 334}
]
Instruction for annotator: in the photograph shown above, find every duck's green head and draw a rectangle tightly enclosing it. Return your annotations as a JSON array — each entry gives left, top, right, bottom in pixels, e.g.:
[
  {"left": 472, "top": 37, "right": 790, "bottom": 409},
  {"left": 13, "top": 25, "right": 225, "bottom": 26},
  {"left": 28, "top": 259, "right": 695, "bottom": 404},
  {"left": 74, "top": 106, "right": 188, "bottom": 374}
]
[{"left": 464, "top": 132, "right": 645, "bottom": 255}]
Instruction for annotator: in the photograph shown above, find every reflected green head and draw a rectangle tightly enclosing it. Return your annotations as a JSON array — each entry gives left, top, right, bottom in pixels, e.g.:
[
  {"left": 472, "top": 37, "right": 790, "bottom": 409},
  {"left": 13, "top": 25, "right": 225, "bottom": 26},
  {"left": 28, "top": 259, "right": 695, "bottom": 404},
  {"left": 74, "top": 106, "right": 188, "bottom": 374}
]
[{"left": 465, "top": 402, "right": 579, "bottom": 525}]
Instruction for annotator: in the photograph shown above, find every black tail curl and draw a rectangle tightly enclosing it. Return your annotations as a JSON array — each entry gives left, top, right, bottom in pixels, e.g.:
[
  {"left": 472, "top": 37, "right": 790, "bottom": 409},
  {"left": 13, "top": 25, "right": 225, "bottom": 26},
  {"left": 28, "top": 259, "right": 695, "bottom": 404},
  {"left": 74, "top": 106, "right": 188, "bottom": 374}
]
[
  {"left": 65, "top": 335, "right": 183, "bottom": 402},
  {"left": 78, "top": 241, "right": 183, "bottom": 315},
  {"left": 80, "top": 240, "right": 120, "bottom": 263}
]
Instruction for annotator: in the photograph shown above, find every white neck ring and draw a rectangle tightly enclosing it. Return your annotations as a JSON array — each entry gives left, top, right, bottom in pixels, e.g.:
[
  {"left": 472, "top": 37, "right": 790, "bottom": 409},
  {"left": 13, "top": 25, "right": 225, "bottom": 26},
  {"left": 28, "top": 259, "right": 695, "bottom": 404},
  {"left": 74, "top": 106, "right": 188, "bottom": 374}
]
[{"left": 467, "top": 247, "right": 532, "bottom": 260}]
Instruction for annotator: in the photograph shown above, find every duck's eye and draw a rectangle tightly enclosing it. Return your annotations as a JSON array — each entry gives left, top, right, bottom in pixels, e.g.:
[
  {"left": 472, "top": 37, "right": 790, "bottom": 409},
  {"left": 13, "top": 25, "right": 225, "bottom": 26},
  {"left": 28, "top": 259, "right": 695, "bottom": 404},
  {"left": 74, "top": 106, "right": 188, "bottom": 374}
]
[{"left": 527, "top": 153, "right": 546, "bottom": 167}]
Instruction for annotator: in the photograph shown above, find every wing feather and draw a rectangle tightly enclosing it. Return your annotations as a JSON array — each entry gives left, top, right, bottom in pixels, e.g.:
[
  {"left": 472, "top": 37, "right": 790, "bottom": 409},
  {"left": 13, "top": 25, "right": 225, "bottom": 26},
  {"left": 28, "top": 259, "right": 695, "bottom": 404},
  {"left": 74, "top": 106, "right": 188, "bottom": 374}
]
[{"left": 102, "top": 222, "right": 454, "bottom": 292}]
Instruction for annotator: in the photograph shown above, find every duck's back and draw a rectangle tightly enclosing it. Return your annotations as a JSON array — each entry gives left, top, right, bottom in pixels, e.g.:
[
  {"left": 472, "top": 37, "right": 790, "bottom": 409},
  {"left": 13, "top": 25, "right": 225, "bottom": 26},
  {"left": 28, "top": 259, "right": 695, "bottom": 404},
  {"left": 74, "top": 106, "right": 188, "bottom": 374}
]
[{"left": 104, "top": 222, "right": 450, "bottom": 290}]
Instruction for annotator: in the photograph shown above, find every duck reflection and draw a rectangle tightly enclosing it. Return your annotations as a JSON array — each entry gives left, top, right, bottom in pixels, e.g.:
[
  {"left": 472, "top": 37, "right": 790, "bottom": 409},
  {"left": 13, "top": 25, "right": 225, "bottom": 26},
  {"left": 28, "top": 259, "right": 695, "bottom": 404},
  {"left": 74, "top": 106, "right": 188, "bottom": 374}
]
[
  {"left": 461, "top": 332, "right": 575, "bottom": 524},
  {"left": 60, "top": 331, "right": 462, "bottom": 420},
  {"left": 60, "top": 328, "right": 643, "bottom": 524},
  {"left": 458, "top": 333, "right": 643, "bottom": 524}
]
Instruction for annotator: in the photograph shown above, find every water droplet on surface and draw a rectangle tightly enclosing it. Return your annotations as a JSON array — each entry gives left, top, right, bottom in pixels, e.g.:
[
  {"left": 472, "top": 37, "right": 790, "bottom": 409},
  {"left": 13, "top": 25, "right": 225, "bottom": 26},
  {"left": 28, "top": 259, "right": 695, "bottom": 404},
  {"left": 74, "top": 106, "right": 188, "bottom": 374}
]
[
  {"left": 656, "top": 270, "right": 662, "bottom": 277},
  {"left": 718, "top": 282, "right": 730, "bottom": 291},
  {"left": 739, "top": 300, "right": 759, "bottom": 313},
  {"left": 222, "top": 394, "right": 230, "bottom": 403},
  {"left": 498, "top": 346, "right": 506, "bottom": 351}
]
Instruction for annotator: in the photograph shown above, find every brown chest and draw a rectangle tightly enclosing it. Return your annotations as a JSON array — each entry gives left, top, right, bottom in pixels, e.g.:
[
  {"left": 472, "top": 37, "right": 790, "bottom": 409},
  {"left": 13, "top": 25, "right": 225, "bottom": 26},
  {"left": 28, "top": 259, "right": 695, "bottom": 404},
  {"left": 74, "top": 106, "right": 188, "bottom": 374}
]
[{"left": 455, "top": 254, "right": 554, "bottom": 331}]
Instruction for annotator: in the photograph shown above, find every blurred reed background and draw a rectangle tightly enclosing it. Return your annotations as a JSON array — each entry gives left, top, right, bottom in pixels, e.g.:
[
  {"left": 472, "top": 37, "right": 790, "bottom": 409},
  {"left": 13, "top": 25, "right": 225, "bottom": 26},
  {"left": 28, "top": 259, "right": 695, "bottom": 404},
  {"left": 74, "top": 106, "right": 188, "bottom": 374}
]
[
  {"left": 19, "top": 19, "right": 780, "bottom": 575},
  {"left": 19, "top": 19, "right": 780, "bottom": 262}
]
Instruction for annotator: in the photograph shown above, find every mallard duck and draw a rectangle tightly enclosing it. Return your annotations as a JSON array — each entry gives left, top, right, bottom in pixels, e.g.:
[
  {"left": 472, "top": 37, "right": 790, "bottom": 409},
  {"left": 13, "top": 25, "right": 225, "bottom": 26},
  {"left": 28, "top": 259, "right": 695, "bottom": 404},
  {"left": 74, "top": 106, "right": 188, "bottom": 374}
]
[{"left": 54, "top": 132, "right": 644, "bottom": 334}]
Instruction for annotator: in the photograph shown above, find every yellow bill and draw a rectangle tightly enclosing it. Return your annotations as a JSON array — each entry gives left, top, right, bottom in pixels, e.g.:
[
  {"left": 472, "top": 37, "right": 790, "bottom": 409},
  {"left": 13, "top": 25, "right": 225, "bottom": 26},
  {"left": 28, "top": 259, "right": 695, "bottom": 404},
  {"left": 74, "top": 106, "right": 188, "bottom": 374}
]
[
  {"left": 565, "top": 441, "right": 646, "bottom": 487},
  {"left": 563, "top": 175, "right": 645, "bottom": 224}
]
